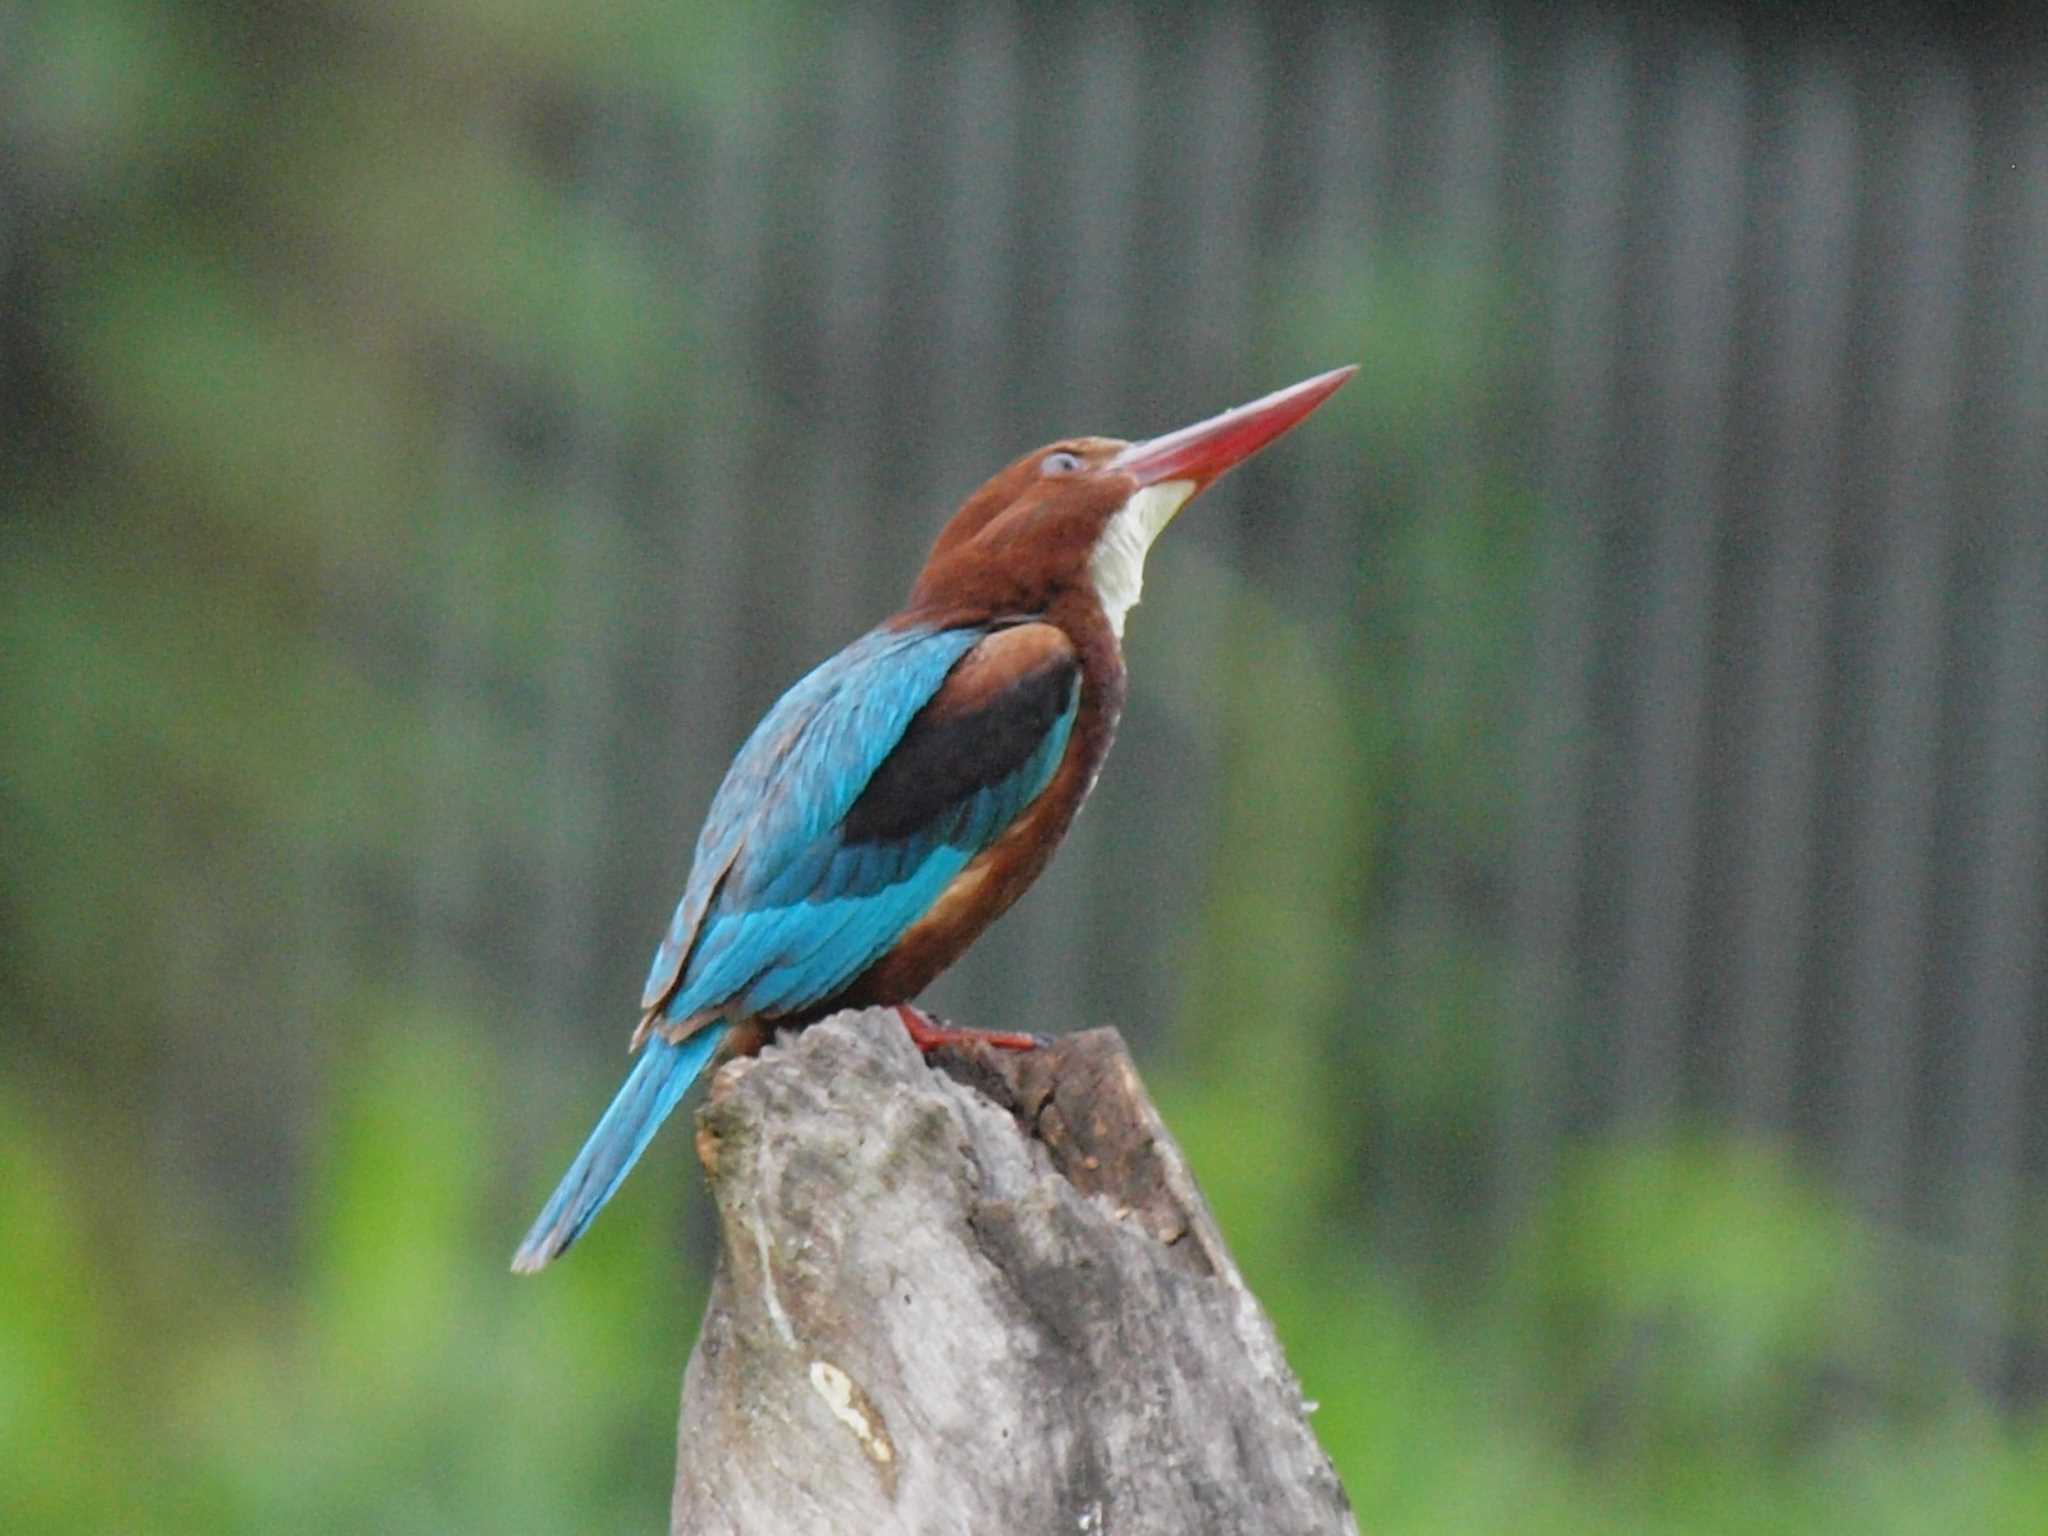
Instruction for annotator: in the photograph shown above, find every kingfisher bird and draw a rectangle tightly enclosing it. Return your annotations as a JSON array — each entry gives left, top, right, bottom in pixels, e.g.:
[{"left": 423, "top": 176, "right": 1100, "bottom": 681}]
[{"left": 512, "top": 366, "right": 1355, "bottom": 1272}]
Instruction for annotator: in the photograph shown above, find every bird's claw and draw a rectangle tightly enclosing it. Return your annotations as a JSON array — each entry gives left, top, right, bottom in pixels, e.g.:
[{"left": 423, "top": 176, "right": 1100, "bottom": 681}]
[{"left": 895, "top": 1004, "right": 1044, "bottom": 1054}]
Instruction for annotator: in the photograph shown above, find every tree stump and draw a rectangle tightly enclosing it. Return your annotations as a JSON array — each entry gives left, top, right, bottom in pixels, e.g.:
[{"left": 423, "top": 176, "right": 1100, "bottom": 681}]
[{"left": 672, "top": 1009, "right": 1357, "bottom": 1536}]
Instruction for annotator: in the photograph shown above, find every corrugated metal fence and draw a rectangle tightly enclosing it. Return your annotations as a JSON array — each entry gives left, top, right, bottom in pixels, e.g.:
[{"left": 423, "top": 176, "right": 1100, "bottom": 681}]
[{"left": 411, "top": 4, "right": 2045, "bottom": 1393}]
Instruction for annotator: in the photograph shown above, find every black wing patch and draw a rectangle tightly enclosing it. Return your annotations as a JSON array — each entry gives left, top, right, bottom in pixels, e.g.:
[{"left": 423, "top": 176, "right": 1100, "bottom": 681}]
[{"left": 842, "top": 646, "right": 1079, "bottom": 847}]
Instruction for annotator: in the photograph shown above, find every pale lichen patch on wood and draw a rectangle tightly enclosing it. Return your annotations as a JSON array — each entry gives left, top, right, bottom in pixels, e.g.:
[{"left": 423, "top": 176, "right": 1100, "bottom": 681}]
[{"left": 808, "top": 1360, "right": 895, "bottom": 1466}]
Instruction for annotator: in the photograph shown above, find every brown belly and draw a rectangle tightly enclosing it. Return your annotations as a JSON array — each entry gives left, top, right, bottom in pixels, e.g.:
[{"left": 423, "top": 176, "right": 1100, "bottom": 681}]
[{"left": 831, "top": 816, "right": 1066, "bottom": 1006}]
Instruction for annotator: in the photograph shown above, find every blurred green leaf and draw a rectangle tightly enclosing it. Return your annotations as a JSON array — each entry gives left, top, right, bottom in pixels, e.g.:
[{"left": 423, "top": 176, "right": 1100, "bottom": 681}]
[{"left": 1505, "top": 1136, "right": 1886, "bottom": 1456}]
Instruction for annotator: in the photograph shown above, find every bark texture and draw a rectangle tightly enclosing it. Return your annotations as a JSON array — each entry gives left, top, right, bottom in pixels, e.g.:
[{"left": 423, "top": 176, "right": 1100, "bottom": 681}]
[{"left": 671, "top": 1009, "right": 1357, "bottom": 1536}]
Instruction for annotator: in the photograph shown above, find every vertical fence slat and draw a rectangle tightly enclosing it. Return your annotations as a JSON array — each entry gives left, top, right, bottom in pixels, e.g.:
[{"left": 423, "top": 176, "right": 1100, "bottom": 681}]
[
  {"left": 673, "top": 61, "right": 783, "bottom": 763},
  {"left": 1501, "top": 21, "right": 1630, "bottom": 1235},
  {"left": 1049, "top": 2, "right": 1144, "bottom": 428},
  {"left": 1290, "top": 4, "right": 1386, "bottom": 603},
  {"left": 920, "top": 1, "right": 1024, "bottom": 533},
  {"left": 538, "top": 112, "right": 635, "bottom": 1034},
  {"left": 1839, "top": 70, "right": 1974, "bottom": 1227},
  {"left": 790, "top": 8, "right": 903, "bottom": 663},
  {"left": 1400, "top": 9, "right": 1506, "bottom": 921},
  {"left": 1953, "top": 104, "right": 2048, "bottom": 1391},
  {"left": 1382, "top": 9, "right": 1506, "bottom": 1257},
  {"left": 1613, "top": 37, "right": 1748, "bottom": 1126},
  {"left": 1728, "top": 57, "right": 1859, "bottom": 1136}
]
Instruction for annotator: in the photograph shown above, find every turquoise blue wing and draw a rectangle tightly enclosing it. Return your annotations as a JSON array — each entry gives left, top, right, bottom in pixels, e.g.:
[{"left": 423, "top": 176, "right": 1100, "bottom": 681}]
[{"left": 641, "top": 622, "right": 1078, "bottom": 1024}]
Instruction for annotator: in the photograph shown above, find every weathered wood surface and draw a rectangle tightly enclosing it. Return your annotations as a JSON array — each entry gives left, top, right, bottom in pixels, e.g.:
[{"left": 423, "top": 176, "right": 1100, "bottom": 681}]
[{"left": 671, "top": 1009, "right": 1357, "bottom": 1535}]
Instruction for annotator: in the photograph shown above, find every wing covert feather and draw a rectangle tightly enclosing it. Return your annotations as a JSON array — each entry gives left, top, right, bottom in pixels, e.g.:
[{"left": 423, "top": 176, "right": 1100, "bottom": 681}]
[
  {"left": 638, "top": 625, "right": 982, "bottom": 1012},
  {"left": 638, "top": 622, "right": 1080, "bottom": 1030}
]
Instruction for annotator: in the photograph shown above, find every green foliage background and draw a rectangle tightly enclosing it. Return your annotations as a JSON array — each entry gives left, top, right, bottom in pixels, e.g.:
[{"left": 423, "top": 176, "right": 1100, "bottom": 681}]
[{"left": 6, "top": 4, "right": 2045, "bottom": 1532}]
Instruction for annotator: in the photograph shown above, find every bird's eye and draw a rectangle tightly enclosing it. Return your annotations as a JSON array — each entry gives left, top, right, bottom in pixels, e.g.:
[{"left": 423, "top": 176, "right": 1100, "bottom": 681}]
[{"left": 1042, "top": 450, "right": 1083, "bottom": 476}]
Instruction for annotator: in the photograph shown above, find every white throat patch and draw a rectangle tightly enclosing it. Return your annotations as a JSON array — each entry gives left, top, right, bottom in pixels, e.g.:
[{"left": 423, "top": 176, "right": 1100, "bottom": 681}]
[{"left": 1087, "top": 480, "right": 1195, "bottom": 638}]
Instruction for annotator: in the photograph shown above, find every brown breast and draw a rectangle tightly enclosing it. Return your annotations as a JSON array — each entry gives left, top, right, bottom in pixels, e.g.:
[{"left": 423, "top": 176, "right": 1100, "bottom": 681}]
[{"left": 832, "top": 595, "right": 1127, "bottom": 1010}]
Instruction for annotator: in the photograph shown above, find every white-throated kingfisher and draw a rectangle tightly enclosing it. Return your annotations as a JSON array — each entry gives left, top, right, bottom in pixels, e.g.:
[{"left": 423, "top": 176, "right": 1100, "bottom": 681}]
[{"left": 512, "top": 366, "right": 1355, "bottom": 1271}]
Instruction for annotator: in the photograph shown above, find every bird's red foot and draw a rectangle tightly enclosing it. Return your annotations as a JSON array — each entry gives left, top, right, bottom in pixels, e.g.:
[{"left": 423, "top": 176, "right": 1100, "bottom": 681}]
[{"left": 895, "top": 1004, "right": 1044, "bottom": 1054}]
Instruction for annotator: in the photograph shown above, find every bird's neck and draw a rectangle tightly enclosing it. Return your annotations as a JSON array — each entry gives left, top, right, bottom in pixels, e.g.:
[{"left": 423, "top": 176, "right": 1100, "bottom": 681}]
[
  {"left": 1086, "top": 480, "right": 1196, "bottom": 640},
  {"left": 1046, "top": 587, "right": 1128, "bottom": 804}
]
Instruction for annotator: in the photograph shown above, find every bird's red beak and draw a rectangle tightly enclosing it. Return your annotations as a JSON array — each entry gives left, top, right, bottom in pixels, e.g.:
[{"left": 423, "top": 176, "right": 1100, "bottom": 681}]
[{"left": 1108, "top": 365, "right": 1357, "bottom": 490}]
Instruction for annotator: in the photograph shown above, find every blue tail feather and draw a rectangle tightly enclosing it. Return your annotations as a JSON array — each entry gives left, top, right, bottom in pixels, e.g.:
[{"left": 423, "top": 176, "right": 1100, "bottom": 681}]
[{"left": 511, "top": 1021, "right": 731, "bottom": 1272}]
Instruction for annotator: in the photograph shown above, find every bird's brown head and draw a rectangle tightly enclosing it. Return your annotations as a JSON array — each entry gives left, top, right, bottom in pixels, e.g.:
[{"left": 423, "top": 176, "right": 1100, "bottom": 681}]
[{"left": 905, "top": 366, "right": 1357, "bottom": 635}]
